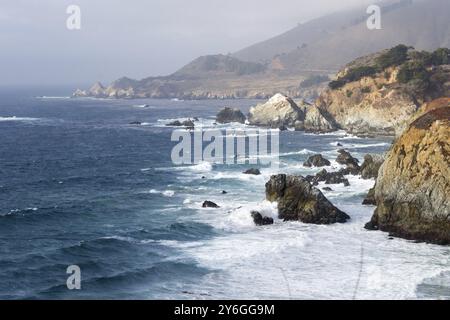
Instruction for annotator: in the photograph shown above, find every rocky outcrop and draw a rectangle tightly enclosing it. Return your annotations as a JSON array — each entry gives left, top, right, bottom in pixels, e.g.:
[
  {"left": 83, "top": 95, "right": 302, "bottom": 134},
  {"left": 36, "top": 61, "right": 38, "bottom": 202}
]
[
  {"left": 243, "top": 168, "right": 261, "bottom": 175},
  {"left": 303, "top": 154, "right": 331, "bottom": 167},
  {"left": 251, "top": 211, "right": 274, "bottom": 226},
  {"left": 306, "top": 169, "right": 350, "bottom": 187},
  {"left": 248, "top": 94, "right": 305, "bottom": 128},
  {"left": 166, "top": 119, "right": 195, "bottom": 128},
  {"left": 202, "top": 201, "right": 220, "bottom": 208},
  {"left": 365, "top": 106, "right": 450, "bottom": 244},
  {"left": 303, "top": 105, "right": 337, "bottom": 132},
  {"left": 315, "top": 47, "right": 450, "bottom": 137},
  {"left": 336, "top": 149, "right": 360, "bottom": 173},
  {"left": 360, "top": 154, "right": 384, "bottom": 179},
  {"left": 216, "top": 107, "right": 246, "bottom": 124},
  {"left": 265, "top": 174, "right": 350, "bottom": 224}
]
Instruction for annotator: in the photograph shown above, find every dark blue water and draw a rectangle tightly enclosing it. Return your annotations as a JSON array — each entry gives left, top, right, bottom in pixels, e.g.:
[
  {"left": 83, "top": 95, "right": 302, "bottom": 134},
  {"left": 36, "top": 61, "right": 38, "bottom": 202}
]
[{"left": 0, "top": 87, "right": 448, "bottom": 299}]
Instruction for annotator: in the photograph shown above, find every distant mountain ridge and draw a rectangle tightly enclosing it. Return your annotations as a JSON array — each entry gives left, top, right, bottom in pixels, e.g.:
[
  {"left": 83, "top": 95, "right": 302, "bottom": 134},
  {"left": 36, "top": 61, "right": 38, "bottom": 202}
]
[{"left": 74, "top": 0, "right": 450, "bottom": 99}]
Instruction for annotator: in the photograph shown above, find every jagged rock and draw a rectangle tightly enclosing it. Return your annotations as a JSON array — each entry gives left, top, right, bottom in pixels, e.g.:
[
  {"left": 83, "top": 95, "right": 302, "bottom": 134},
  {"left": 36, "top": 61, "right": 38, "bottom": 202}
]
[
  {"left": 243, "top": 168, "right": 261, "bottom": 175},
  {"left": 360, "top": 154, "right": 384, "bottom": 179},
  {"left": 303, "top": 154, "right": 331, "bottom": 167},
  {"left": 305, "top": 169, "right": 350, "bottom": 186},
  {"left": 248, "top": 93, "right": 304, "bottom": 128},
  {"left": 166, "top": 119, "right": 195, "bottom": 128},
  {"left": 216, "top": 107, "right": 246, "bottom": 124},
  {"left": 303, "top": 105, "right": 337, "bottom": 132},
  {"left": 322, "top": 187, "right": 333, "bottom": 191},
  {"left": 336, "top": 149, "right": 360, "bottom": 171},
  {"left": 202, "top": 201, "right": 220, "bottom": 208},
  {"left": 365, "top": 106, "right": 450, "bottom": 244},
  {"left": 251, "top": 211, "right": 274, "bottom": 226},
  {"left": 265, "top": 174, "right": 350, "bottom": 224},
  {"left": 221, "top": 190, "right": 227, "bottom": 194}
]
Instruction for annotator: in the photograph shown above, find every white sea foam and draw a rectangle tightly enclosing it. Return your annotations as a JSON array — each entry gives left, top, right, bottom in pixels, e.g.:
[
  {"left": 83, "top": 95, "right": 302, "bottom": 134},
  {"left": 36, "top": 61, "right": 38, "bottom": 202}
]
[
  {"left": 149, "top": 189, "right": 175, "bottom": 197},
  {"left": 158, "top": 129, "right": 447, "bottom": 299},
  {"left": 0, "top": 116, "right": 41, "bottom": 122}
]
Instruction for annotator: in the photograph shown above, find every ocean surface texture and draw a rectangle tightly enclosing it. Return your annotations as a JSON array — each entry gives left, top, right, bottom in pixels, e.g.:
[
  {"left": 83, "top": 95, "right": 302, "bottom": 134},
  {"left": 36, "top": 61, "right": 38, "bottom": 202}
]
[{"left": 0, "top": 87, "right": 448, "bottom": 299}]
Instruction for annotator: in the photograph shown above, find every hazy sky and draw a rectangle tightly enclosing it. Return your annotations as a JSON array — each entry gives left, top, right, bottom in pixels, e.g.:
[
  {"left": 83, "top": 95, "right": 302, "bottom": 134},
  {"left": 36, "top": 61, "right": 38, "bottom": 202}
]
[{"left": 0, "top": 0, "right": 373, "bottom": 85}]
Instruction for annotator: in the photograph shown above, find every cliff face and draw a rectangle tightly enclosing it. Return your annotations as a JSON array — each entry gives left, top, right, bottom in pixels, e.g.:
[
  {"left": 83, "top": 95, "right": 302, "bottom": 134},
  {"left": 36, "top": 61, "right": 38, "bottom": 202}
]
[
  {"left": 365, "top": 105, "right": 450, "bottom": 244},
  {"left": 315, "top": 48, "right": 450, "bottom": 136}
]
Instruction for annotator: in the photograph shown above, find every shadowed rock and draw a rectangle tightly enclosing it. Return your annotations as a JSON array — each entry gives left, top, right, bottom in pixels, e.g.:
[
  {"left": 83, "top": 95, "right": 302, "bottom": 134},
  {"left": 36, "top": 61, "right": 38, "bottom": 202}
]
[
  {"left": 243, "top": 168, "right": 261, "bottom": 175},
  {"left": 265, "top": 174, "right": 350, "bottom": 224},
  {"left": 360, "top": 154, "right": 384, "bottom": 179},
  {"left": 216, "top": 107, "right": 246, "bottom": 124},
  {"left": 251, "top": 211, "right": 274, "bottom": 226},
  {"left": 202, "top": 201, "right": 220, "bottom": 208},
  {"left": 303, "top": 154, "right": 331, "bottom": 167}
]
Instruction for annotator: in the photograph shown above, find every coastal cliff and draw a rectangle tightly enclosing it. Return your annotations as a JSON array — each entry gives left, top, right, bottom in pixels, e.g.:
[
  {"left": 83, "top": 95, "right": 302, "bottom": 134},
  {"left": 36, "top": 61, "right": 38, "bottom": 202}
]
[
  {"left": 316, "top": 46, "right": 450, "bottom": 136},
  {"left": 365, "top": 104, "right": 450, "bottom": 244}
]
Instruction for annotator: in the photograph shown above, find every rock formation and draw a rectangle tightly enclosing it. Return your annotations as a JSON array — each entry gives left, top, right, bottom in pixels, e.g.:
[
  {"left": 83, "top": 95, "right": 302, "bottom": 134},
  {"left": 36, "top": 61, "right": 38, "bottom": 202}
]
[
  {"left": 202, "top": 201, "right": 220, "bottom": 208},
  {"left": 216, "top": 107, "right": 246, "bottom": 124},
  {"left": 365, "top": 106, "right": 450, "bottom": 244},
  {"left": 248, "top": 94, "right": 305, "bottom": 128},
  {"left": 243, "top": 168, "right": 261, "bottom": 175},
  {"left": 303, "top": 104, "right": 337, "bottom": 132},
  {"left": 315, "top": 47, "right": 450, "bottom": 136},
  {"left": 265, "top": 174, "right": 350, "bottom": 224},
  {"left": 303, "top": 154, "right": 331, "bottom": 167},
  {"left": 360, "top": 154, "right": 384, "bottom": 179},
  {"left": 336, "top": 149, "right": 360, "bottom": 172},
  {"left": 251, "top": 211, "right": 274, "bottom": 226}
]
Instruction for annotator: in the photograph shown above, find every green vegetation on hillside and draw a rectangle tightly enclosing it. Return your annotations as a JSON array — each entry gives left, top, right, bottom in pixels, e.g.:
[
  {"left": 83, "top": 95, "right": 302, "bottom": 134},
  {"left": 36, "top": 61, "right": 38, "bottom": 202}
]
[
  {"left": 375, "top": 44, "right": 409, "bottom": 69},
  {"left": 328, "top": 45, "right": 449, "bottom": 90}
]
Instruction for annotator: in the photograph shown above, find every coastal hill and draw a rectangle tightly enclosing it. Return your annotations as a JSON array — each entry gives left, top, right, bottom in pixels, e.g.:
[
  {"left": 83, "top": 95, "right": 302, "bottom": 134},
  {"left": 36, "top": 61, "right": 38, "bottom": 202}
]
[{"left": 74, "top": 0, "right": 450, "bottom": 100}]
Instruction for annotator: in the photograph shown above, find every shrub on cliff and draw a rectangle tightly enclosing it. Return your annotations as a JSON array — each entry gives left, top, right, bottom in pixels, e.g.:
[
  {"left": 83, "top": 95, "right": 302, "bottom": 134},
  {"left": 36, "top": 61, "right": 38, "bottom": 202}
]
[
  {"left": 375, "top": 44, "right": 409, "bottom": 69},
  {"left": 328, "top": 66, "right": 377, "bottom": 89},
  {"left": 431, "top": 48, "right": 450, "bottom": 65}
]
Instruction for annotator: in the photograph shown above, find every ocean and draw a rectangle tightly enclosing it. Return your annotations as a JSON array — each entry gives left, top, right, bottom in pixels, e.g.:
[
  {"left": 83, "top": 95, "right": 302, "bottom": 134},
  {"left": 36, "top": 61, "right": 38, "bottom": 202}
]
[{"left": 0, "top": 86, "right": 448, "bottom": 299}]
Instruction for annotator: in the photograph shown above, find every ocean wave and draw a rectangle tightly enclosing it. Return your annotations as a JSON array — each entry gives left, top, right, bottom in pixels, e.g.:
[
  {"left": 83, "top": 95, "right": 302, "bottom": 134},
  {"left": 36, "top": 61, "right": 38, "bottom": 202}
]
[
  {"left": 149, "top": 189, "right": 175, "bottom": 197},
  {"left": 36, "top": 96, "right": 71, "bottom": 99},
  {"left": 1, "top": 207, "right": 38, "bottom": 217},
  {"left": 0, "top": 116, "right": 42, "bottom": 122}
]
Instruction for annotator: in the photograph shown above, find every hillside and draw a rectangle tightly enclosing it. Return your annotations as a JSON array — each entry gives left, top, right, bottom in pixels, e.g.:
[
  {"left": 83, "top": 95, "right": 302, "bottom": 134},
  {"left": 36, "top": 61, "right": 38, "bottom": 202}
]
[
  {"left": 73, "top": 0, "right": 450, "bottom": 100},
  {"left": 234, "top": 0, "right": 450, "bottom": 73},
  {"left": 316, "top": 45, "right": 450, "bottom": 136}
]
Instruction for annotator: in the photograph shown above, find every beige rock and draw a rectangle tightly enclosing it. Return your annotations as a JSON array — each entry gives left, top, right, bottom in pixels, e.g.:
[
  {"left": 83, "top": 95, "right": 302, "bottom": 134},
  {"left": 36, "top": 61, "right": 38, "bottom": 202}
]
[{"left": 365, "top": 106, "right": 450, "bottom": 244}]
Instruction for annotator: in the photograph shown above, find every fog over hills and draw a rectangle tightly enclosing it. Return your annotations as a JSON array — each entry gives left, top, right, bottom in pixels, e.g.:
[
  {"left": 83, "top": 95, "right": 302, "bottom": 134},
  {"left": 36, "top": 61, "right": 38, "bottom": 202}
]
[
  {"left": 76, "top": 0, "right": 450, "bottom": 99},
  {"left": 234, "top": 0, "right": 450, "bottom": 72}
]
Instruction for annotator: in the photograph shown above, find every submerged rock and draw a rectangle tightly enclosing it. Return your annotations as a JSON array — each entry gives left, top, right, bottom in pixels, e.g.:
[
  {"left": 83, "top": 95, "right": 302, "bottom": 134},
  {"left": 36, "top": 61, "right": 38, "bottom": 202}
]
[
  {"left": 243, "top": 168, "right": 261, "bottom": 175},
  {"left": 166, "top": 119, "right": 195, "bottom": 128},
  {"left": 216, "top": 107, "right": 246, "bottom": 124},
  {"left": 365, "top": 106, "right": 450, "bottom": 244},
  {"left": 265, "top": 174, "right": 350, "bottom": 224},
  {"left": 303, "top": 154, "right": 331, "bottom": 167},
  {"left": 251, "top": 211, "right": 274, "bottom": 226},
  {"left": 202, "top": 201, "right": 220, "bottom": 208}
]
